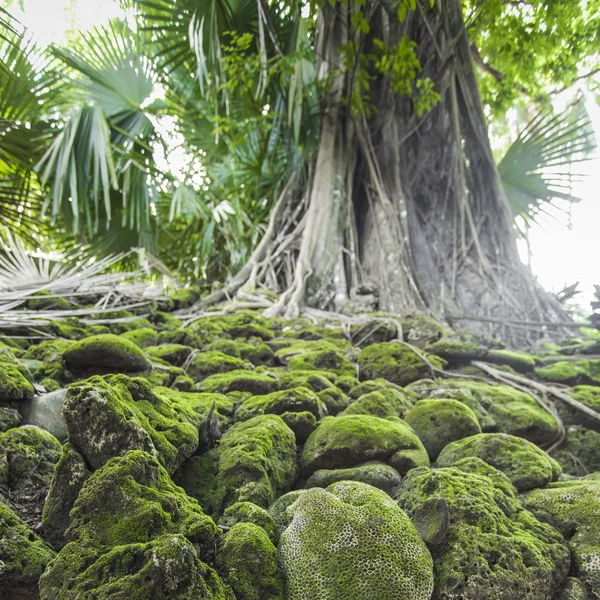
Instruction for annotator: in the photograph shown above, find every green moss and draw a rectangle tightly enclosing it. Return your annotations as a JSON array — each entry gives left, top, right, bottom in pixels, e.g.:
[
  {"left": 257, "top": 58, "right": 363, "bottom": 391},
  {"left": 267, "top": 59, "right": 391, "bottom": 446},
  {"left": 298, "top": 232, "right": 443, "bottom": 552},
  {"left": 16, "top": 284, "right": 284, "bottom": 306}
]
[
  {"left": 358, "top": 342, "right": 432, "bottom": 386},
  {"left": 399, "top": 467, "right": 569, "bottom": 599},
  {"left": 157, "top": 327, "right": 203, "bottom": 348},
  {"left": 316, "top": 386, "right": 349, "bottom": 415},
  {"left": 278, "top": 370, "right": 336, "bottom": 391},
  {"left": 195, "top": 369, "right": 278, "bottom": 395},
  {"left": 146, "top": 344, "right": 194, "bottom": 367},
  {"left": 554, "top": 577, "right": 588, "bottom": 600},
  {"left": 524, "top": 479, "right": 600, "bottom": 598},
  {"left": 0, "top": 425, "right": 62, "bottom": 525},
  {"left": 169, "top": 285, "right": 202, "bottom": 309},
  {"left": 0, "top": 498, "right": 56, "bottom": 597},
  {"left": 267, "top": 491, "right": 305, "bottom": 533},
  {"left": 216, "top": 522, "right": 284, "bottom": 600},
  {"left": 334, "top": 374, "right": 361, "bottom": 393},
  {"left": 554, "top": 425, "right": 600, "bottom": 476},
  {"left": 64, "top": 375, "right": 199, "bottom": 474},
  {"left": 279, "top": 481, "right": 434, "bottom": 600},
  {"left": 400, "top": 311, "right": 450, "bottom": 348},
  {"left": 49, "top": 317, "right": 93, "bottom": 340},
  {"left": 150, "top": 310, "right": 183, "bottom": 330},
  {"left": 405, "top": 399, "right": 481, "bottom": 460},
  {"left": 235, "top": 387, "right": 325, "bottom": 422},
  {"left": 176, "top": 415, "right": 297, "bottom": 517},
  {"left": 0, "top": 356, "right": 34, "bottom": 403},
  {"left": 121, "top": 327, "right": 158, "bottom": 348},
  {"left": 39, "top": 450, "right": 226, "bottom": 600},
  {"left": 286, "top": 348, "right": 355, "bottom": 377},
  {"left": 536, "top": 359, "right": 600, "bottom": 386},
  {"left": 279, "top": 410, "right": 317, "bottom": 442},
  {"left": 487, "top": 349, "right": 536, "bottom": 372},
  {"left": 437, "top": 432, "right": 561, "bottom": 491},
  {"left": 425, "top": 338, "right": 488, "bottom": 361},
  {"left": 63, "top": 334, "right": 152, "bottom": 375},
  {"left": 24, "top": 338, "right": 72, "bottom": 382},
  {"left": 341, "top": 389, "right": 412, "bottom": 419},
  {"left": 557, "top": 385, "right": 600, "bottom": 432},
  {"left": 306, "top": 461, "right": 402, "bottom": 497},
  {"left": 187, "top": 351, "right": 252, "bottom": 381},
  {"left": 218, "top": 501, "right": 279, "bottom": 544},
  {"left": 433, "top": 379, "right": 560, "bottom": 446},
  {"left": 0, "top": 406, "right": 21, "bottom": 432},
  {"left": 301, "top": 414, "right": 429, "bottom": 476}
]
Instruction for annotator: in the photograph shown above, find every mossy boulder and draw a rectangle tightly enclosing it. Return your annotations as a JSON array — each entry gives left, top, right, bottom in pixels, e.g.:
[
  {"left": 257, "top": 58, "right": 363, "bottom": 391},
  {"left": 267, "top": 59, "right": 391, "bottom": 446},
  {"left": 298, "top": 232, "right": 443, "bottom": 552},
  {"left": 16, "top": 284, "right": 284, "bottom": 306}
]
[
  {"left": 437, "top": 432, "right": 561, "bottom": 491},
  {"left": 399, "top": 467, "right": 569, "bottom": 599},
  {"left": 279, "top": 481, "right": 434, "bottom": 600},
  {"left": 558, "top": 385, "right": 600, "bottom": 432},
  {"left": 405, "top": 399, "right": 482, "bottom": 459},
  {"left": 216, "top": 522, "right": 284, "bottom": 600},
  {"left": 121, "top": 327, "right": 158, "bottom": 348},
  {"left": 306, "top": 461, "right": 402, "bottom": 497},
  {"left": 334, "top": 374, "right": 360, "bottom": 393},
  {"left": 218, "top": 501, "right": 279, "bottom": 545},
  {"left": 524, "top": 478, "right": 600, "bottom": 598},
  {"left": 358, "top": 342, "right": 431, "bottom": 386},
  {"left": 175, "top": 415, "right": 297, "bottom": 517},
  {"left": 235, "top": 387, "right": 326, "bottom": 422},
  {"left": 0, "top": 406, "right": 21, "bottom": 432},
  {"left": 64, "top": 375, "right": 199, "bottom": 474},
  {"left": 487, "top": 349, "right": 536, "bottom": 372},
  {"left": 400, "top": 311, "right": 450, "bottom": 348},
  {"left": 0, "top": 356, "right": 35, "bottom": 404},
  {"left": 39, "top": 450, "right": 226, "bottom": 600},
  {"left": 195, "top": 369, "right": 278, "bottom": 395},
  {"left": 187, "top": 351, "right": 252, "bottom": 382},
  {"left": 554, "top": 577, "right": 588, "bottom": 600},
  {"left": 536, "top": 359, "right": 600, "bottom": 386},
  {"left": 301, "top": 414, "right": 429, "bottom": 476},
  {"left": 63, "top": 333, "right": 152, "bottom": 376},
  {"left": 23, "top": 338, "right": 72, "bottom": 383},
  {"left": 553, "top": 425, "right": 600, "bottom": 476},
  {"left": 425, "top": 338, "right": 489, "bottom": 362},
  {"left": 316, "top": 385, "right": 349, "bottom": 414},
  {"left": 278, "top": 370, "right": 336, "bottom": 392},
  {"left": 286, "top": 348, "right": 355, "bottom": 377},
  {"left": 0, "top": 425, "right": 62, "bottom": 526},
  {"left": 279, "top": 410, "right": 317, "bottom": 442},
  {"left": 0, "top": 498, "right": 56, "bottom": 600},
  {"left": 431, "top": 379, "right": 560, "bottom": 446},
  {"left": 146, "top": 344, "right": 194, "bottom": 367},
  {"left": 42, "top": 442, "right": 91, "bottom": 549},
  {"left": 340, "top": 389, "right": 412, "bottom": 419}
]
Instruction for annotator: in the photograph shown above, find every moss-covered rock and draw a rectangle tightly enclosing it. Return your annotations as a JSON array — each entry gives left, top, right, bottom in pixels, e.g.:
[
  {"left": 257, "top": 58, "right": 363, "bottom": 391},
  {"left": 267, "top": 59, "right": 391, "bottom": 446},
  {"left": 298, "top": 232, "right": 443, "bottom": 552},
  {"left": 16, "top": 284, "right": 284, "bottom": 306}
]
[
  {"left": 399, "top": 467, "right": 569, "bottom": 600},
  {"left": 358, "top": 342, "right": 432, "bottom": 386},
  {"left": 39, "top": 450, "right": 226, "bottom": 600},
  {"left": 316, "top": 385, "right": 349, "bottom": 415},
  {"left": 26, "top": 290, "right": 73, "bottom": 311},
  {"left": 216, "top": 522, "right": 284, "bottom": 600},
  {"left": 401, "top": 311, "right": 450, "bottom": 348},
  {"left": 63, "top": 333, "right": 152, "bottom": 376},
  {"left": 42, "top": 442, "right": 91, "bottom": 550},
  {"left": 0, "top": 425, "right": 62, "bottom": 526},
  {"left": 23, "top": 338, "right": 72, "bottom": 383},
  {"left": 425, "top": 338, "right": 489, "bottom": 362},
  {"left": 301, "top": 414, "right": 429, "bottom": 476},
  {"left": 524, "top": 478, "right": 600, "bottom": 598},
  {"left": 278, "top": 370, "right": 336, "bottom": 392},
  {"left": 121, "top": 327, "right": 158, "bottom": 348},
  {"left": 334, "top": 374, "right": 361, "bottom": 393},
  {"left": 558, "top": 385, "right": 600, "bottom": 432},
  {"left": 0, "top": 406, "right": 21, "bottom": 432},
  {"left": 405, "top": 398, "right": 482, "bottom": 460},
  {"left": 156, "top": 387, "right": 234, "bottom": 429},
  {"left": 146, "top": 344, "right": 194, "bottom": 367},
  {"left": 340, "top": 389, "right": 411, "bottom": 419},
  {"left": 553, "top": 425, "right": 600, "bottom": 477},
  {"left": 175, "top": 415, "right": 297, "bottom": 517},
  {"left": 437, "top": 432, "right": 561, "bottom": 491},
  {"left": 306, "top": 461, "right": 402, "bottom": 497},
  {"left": 218, "top": 501, "right": 279, "bottom": 545},
  {"left": 195, "top": 369, "right": 278, "bottom": 395},
  {"left": 536, "top": 359, "right": 600, "bottom": 386},
  {"left": 187, "top": 351, "right": 252, "bottom": 382},
  {"left": 235, "top": 387, "right": 325, "bottom": 422},
  {"left": 64, "top": 375, "right": 199, "bottom": 474},
  {"left": 0, "top": 356, "right": 35, "bottom": 404},
  {"left": 429, "top": 379, "right": 560, "bottom": 446},
  {"left": 0, "top": 498, "right": 56, "bottom": 599},
  {"left": 267, "top": 490, "right": 305, "bottom": 533},
  {"left": 279, "top": 481, "right": 434, "bottom": 600},
  {"left": 487, "top": 349, "right": 536, "bottom": 372},
  {"left": 279, "top": 410, "right": 317, "bottom": 442}
]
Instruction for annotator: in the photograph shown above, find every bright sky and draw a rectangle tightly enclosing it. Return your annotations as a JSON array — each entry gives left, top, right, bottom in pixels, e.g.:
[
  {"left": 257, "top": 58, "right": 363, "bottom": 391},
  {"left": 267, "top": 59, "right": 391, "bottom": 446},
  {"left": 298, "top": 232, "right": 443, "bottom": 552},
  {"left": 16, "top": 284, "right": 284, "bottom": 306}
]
[{"left": 10, "top": 0, "right": 600, "bottom": 315}]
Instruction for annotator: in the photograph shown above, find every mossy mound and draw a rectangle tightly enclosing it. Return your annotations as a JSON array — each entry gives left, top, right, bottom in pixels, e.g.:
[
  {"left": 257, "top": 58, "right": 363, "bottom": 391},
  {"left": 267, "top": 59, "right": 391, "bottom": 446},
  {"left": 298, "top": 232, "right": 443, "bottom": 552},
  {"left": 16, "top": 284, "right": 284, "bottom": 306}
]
[
  {"left": 121, "top": 327, "right": 158, "bottom": 348},
  {"left": 216, "top": 522, "right": 284, "bottom": 600},
  {"left": 437, "top": 432, "right": 561, "bottom": 491},
  {"left": 558, "top": 385, "right": 600, "bottom": 432},
  {"left": 279, "top": 481, "right": 434, "bottom": 600},
  {"left": 64, "top": 375, "right": 199, "bottom": 474},
  {"left": 341, "top": 388, "right": 412, "bottom": 419},
  {"left": 399, "top": 467, "right": 569, "bottom": 599},
  {"left": 0, "top": 355, "right": 35, "bottom": 404},
  {"left": 536, "top": 359, "right": 600, "bottom": 386},
  {"left": 195, "top": 369, "right": 278, "bottom": 395},
  {"left": 316, "top": 385, "right": 349, "bottom": 414},
  {"left": 187, "top": 350, "right": 252, "bottom": 381},
  {"left": 301, "top": 414, "right": 429, "bottom": 476},
  {"left": 553, "top": 425, "right": 600, "bottom": 476},
  {"left": 278, "top": 370, "right": 336, "bottom": 391},
  {"left": 405, "top": 398, "right": 482, "bottom": 459},
  {"left": 23, "top": 338, "right": 72, "bottom": 383},
  {"left": 175, "top": 414, "right": 297, "bottom": 517},
  {"left": 425, "top": 338, "right": 488, "bottom": 362},
  {"left": 26, "top": 290, "right": 73, "bottom": 311},
  {"left": 306, "top": 461, "right": 402, "bottom": 497},
  {"left": 400, "top": 311, "right": 450, "bottom": 348},
  {"left": 63, "top": 333, "right": 152, "bottom": 376},
  {"left": 487, "top": 349, "right": 536, "bottom": 372},
  {"left": 218, "top": 501, "right": 279, "bottom": 544},
  {"left": 39, "top": 450, "right": 225, "bottom": 600},
  {"left": 0, "top": 425, "right": 62, "bottom": 526},
  {"left": 0, "top": 406, "right": 21, "bottom": 432},
  {"left": 0, "top": 498, "right": 56, "bottom": 599},
  {"left": 235, "top": 387, "right": 326, "bottom": 422},
  {"left": 524, "top": 478, "right": 600, "bottom": 598},
  {"left": 146, "top": 343, "right": 194, "bottom": 367},
  {"left": 279, "top": 410, "right": 317, "bottom": 441},
  {"left": 42, "top": 442, "right": 91, "bottom": 549},
  {"left": 358, "top": 342, "right": 432, "bottom": 386}
]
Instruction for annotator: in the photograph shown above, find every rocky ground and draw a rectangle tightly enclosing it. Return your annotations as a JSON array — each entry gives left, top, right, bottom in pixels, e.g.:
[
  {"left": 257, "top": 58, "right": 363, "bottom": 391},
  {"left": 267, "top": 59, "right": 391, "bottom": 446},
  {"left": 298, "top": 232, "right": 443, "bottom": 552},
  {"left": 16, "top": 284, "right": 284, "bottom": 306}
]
[{"left": 1, "top": 288, "right": 600, "bottom": 599}]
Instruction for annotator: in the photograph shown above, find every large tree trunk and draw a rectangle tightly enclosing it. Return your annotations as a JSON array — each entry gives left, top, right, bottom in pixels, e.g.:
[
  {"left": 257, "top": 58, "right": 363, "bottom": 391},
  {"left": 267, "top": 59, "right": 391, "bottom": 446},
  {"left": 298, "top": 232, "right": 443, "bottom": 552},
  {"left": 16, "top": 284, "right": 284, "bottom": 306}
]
[{"left": 203, "top": 0, "right": 569, "bottom": 346}]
